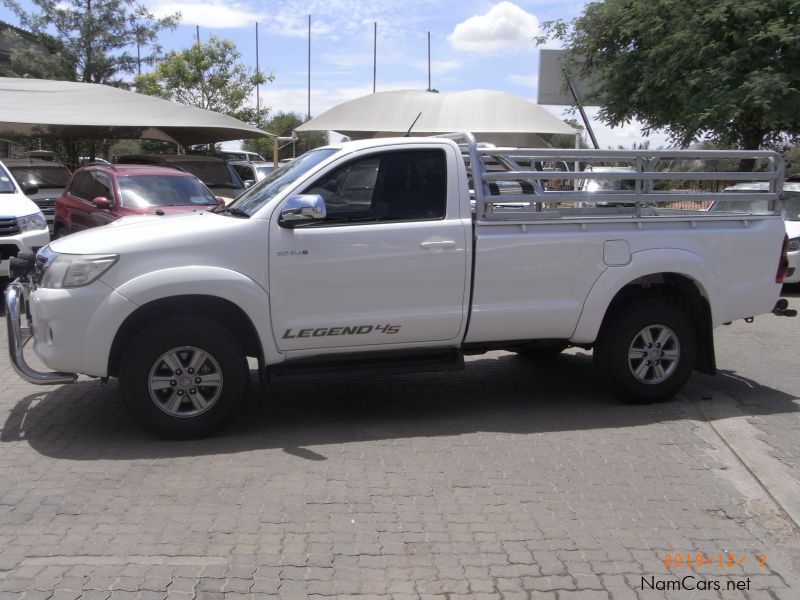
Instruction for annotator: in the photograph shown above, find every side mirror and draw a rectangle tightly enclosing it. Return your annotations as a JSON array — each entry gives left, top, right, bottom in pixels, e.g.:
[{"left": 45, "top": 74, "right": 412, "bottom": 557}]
[
  {"left": 21, "top": 182, "right": 39, "bottom": 195},
  {"left": 92, "top": 196, "right": 111, "bottom": 209},
  {"left": 279, "top": 194, "right": 327, "bottom": 227},
  {"left": 243, "top": 179, "right": 255, "bottom": 188}
]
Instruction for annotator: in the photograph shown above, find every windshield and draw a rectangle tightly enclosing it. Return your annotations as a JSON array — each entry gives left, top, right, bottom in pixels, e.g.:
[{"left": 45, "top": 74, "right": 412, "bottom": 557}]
[
  {"left": 0, "top": 165, "right": 15, "bottom": 193},
  {"left": 229, "top": 148, "right": 339, "bottom": 216},
  {"left": 783, "top": 197, "right": 800, "bottom": 221},
  {"left": 174, "top": 161, "right": 242, "bottom": 188},
  {"left": 711, "top": 198, "right": 771, "bottom": 214},
  {"left": 256, "top": 165, "right": 274, "bottom": 177},
  {"left": 118, "top": 175, "right": 218, "bottom": 208},
  {"left": 717, "top": 188, "right": 800, "bottom": 219},
  {"left": 8, "top": 165, "right": 70, "bottom": 189}
]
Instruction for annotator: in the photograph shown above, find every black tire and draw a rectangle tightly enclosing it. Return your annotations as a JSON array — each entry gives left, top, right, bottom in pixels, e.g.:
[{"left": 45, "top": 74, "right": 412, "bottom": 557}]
[
  {"left": 594, "top": 300, "right": 696, "bottom": 404},
  {"left": 119, "top": 316, "right": 248, "bottom": 439},
  {"left": 516, "top": 341, "right": 569, "bottom": 359},
  {"left": 53, "top": 226, "right": 68, "bottom": 239}
]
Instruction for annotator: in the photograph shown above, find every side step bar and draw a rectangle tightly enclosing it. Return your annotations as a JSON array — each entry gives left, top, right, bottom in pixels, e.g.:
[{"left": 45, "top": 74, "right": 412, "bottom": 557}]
[
  {"left": 268, "top": 347, "right": 464, "bottom": 380},
  {"left": 5, "top": 280, "right": 77, "bottom": 385}
]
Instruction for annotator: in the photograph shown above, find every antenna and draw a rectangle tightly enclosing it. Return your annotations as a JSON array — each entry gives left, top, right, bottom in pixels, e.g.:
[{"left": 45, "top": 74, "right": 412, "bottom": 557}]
[{"left": 404, "top": 112, "right": 422, "bottom": 137}]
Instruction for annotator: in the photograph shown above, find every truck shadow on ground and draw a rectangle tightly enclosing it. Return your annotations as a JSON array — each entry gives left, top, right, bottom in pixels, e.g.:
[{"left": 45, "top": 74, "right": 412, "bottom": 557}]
[{"left": 1, "top": 350, "right": 797, "bottom": 461}]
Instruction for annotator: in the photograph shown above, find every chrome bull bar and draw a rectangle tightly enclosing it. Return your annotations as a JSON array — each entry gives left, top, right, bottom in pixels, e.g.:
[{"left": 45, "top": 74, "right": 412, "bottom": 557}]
[{"left": 5, "top": 279, "right": 77, "bottom": 385}]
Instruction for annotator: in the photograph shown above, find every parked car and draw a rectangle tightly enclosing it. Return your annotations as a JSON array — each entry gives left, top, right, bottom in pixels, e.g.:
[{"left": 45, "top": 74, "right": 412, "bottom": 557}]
[
  {"left": 221, "top": 150, "right": 264, "bottom": 162},
  {"left": 114, "top": 155, "right": 245, "bottom": 203},
  {"left": 228, "top": 160, "right": 276, "bottom": 186},
  {"left": 4, "top": 158, "right": 71, "bottom": 233},
  {"left": 710, "top": 181, "right": 800, "bottom": 284},
  {"left": 53, "top": 164, "right": 224, "bottom": 238},
  {"left": 0, "top": 159, "right": 49, "bottom": 279}
]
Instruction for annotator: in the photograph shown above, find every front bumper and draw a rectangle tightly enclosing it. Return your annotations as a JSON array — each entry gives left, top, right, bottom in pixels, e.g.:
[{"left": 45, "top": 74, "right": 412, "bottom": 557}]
[
  {"left": 5, "top": 280, "right": 77, "bottom": 385},
  {"left": 0, "top": 229, "right": 50, "bottom": 277}
]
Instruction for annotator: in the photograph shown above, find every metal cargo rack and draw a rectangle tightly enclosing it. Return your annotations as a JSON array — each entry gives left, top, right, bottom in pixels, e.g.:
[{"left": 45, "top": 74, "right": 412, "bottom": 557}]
[{"left": 438, "top": 133, "right": 785, "bottom": 222}]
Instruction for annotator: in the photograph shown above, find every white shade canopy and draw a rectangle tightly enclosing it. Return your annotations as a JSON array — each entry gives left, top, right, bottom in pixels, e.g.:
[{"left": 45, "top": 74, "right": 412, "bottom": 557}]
[
  {"left": 296, "top": 89, "right": 577, "bottom": 147},
  {"left": 0, "top": 77, "right": 273, "bottom": 146}
]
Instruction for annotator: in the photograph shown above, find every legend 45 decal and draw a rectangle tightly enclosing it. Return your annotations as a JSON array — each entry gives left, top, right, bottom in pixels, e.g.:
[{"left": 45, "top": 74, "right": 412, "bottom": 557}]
[{"left": 283, "top": 324, "right": 402, "bottom": 339}]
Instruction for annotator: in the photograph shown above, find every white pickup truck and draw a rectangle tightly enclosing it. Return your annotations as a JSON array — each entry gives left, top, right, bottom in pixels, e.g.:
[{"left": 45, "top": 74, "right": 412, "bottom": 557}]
[{"left": 4, "top": 134, "right": 794, "bottom": 438}]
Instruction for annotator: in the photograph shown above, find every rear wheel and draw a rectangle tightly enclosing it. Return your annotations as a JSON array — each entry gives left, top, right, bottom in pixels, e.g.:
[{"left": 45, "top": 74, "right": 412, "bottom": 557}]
[
  {"left": 594, "top": 300, "right": 696, "bottom": 404},
  {"left": 119, "top": 316, "right": 247, "bottom": 438}
]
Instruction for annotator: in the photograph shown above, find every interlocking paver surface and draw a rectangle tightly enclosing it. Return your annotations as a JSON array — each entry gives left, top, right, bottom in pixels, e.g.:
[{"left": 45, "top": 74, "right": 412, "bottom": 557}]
[{"left": 0, "top": 292, "right": 798, "bottom": 599}]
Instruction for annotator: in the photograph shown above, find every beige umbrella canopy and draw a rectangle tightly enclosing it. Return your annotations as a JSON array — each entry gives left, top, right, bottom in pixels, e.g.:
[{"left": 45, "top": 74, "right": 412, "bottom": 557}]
[
  {"left": 0, "top": 77, "right": 272, "bottom": 146},
  {"left": 296, "top": 89, "right": 577, "bottom": 147}
]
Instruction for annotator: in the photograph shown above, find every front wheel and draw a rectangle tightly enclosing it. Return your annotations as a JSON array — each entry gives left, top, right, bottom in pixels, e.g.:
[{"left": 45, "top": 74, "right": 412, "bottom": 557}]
[
  {"left": 119, "top": 316, "right": 248, "bottom": 438},
  {"left": 594, "top": 300, "right": 696, "bottom": 404}
]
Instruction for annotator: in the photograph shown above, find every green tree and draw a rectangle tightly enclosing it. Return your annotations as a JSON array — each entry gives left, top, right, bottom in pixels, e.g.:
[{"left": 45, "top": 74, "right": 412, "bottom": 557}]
[
  {"left": 0, "top": 26, "right": 75, "bottom": 79},
  {"left": 549, "top": 117, "right": 589, "bottom": 149},
  {"left": 539, "top": 0, "right": 800, "bottom": 152},
  {"left": 3, "top": 0, "right": 179, "bottom": 84},
  {"left": 136, "top": 36, "right": 272, "bottom": 126},
  {"left": 243, "top": 111, "right": 329, "bottom": 160},
  {"left": 784, "top": 147, "right": 800, "bottom": 178}
]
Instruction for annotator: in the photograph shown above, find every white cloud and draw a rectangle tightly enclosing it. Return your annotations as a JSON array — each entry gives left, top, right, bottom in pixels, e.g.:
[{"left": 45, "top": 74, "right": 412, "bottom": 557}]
[
  {"left": 265, "top": 13, "right": 334, "bottom": 39},
  {"left": 152, "top": 1, "right": 265, "bottom": 28},
  {"left": 507, "top": 73, "right": 538, "bottom": 88},
  {"left": 448, "top": 2, "right": 540, "bottom": 52}
]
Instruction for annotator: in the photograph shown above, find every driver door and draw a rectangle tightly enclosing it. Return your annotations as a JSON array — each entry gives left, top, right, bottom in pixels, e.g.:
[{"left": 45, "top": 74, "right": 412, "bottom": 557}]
[{"left": 268, "top": 146, "right": 470, "bottom": 353}]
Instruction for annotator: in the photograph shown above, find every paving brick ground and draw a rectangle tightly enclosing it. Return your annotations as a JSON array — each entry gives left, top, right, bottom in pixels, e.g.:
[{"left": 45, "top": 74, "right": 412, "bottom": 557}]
[{"left": 0, "top": 293, "right": 798, "bottom": 599}]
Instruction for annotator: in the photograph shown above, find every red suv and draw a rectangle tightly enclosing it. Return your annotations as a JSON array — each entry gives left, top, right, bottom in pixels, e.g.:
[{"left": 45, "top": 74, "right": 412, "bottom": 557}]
[{"left": 54, "top": 164, "right": 224, "bottom": 238}]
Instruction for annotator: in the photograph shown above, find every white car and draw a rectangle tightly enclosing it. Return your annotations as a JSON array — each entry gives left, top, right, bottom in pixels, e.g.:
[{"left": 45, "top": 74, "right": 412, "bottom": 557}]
[
  {"left": 0, "top": 160, "right": 50, "bottom": 278},
  {"left": 713, "top": 182, "right": 800, "bottom": 284}
]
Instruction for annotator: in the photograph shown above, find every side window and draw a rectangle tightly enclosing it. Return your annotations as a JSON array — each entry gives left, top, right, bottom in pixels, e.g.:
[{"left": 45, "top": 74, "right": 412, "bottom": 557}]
[
  {"left": 232, "top": 164, "right": 253, "bottom": 181},
  {"left": 92, "top": 172, "right": 114, "bottom": 205},
  {"left": 69, "top": 172, "right": 94, "bottom": 200},
  {"left": 302, "top": 149, "right": 446, "bottom": 224}
]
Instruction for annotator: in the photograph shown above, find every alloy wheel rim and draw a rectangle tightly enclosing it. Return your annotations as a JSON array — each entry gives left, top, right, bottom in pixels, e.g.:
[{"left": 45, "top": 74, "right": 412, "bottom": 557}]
[
  {"left": 148, "top": 346, "right": 223, "bottom": 417},
  {"left": 627, "top": 324, "right": 680, "bottom": 385}
]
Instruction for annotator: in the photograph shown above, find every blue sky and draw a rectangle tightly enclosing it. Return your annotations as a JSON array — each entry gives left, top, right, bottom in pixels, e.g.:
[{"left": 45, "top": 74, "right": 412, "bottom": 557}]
[{"left": 1, "top": 0, "right": 670, "bottom": 149}]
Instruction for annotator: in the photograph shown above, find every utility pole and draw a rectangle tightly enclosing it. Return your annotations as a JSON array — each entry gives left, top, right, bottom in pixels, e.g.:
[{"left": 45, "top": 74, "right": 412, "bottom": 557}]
[
  {"left": 427, "top": 31, "right": 431, "bottom": 91},
  {"left": 373, "top": 22, "right": 377, "bottom": 93},
  {"left": 307, "top": 15, "right": 311, "bottom": 121},
  {"left": 255, "top": 22, "right": 260, "bottom": 113}
]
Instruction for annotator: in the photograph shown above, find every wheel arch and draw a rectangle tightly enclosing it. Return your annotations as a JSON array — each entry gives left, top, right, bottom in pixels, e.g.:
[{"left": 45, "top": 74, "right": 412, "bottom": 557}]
[
  {"left": 108, "top": 295, "right": 264, "bottom": 378},
  {"left": 598, "top": 272, "right": 715, "bottom": 374},
  {"left": 571, "top": 249, "right": 718, "bottom": 375}
]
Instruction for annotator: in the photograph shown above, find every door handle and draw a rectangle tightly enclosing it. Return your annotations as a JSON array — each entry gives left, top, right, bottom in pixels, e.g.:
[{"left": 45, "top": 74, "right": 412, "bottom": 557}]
[{"left": 420, "top": 240, "right": 456, "bottom": 249}]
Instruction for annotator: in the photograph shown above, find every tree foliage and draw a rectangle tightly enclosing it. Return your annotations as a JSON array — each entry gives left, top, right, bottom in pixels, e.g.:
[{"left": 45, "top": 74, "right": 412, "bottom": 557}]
[
  {"left": 2, "top": 0, "right": 179, "bottom": 84},
  {"left": 243, "top": 111, "right": 329, "bottom": 160},
  {"left": 135, "top": 36, "right": 272, "bottom": 126},
  {"left": 548, "top": 117, "right": 589, "bottom": 149},
  {"left": 539, "top": 0, "right": 800, "bottom": 150},
  {"left": 0, "top": 27, "right": 75, "bottom": 79}
]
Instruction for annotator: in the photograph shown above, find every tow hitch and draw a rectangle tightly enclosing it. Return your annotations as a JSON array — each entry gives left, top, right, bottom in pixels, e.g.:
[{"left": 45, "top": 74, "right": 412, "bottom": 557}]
[{"left": 773, "top": 298, "right": 797, "bottom": 317}]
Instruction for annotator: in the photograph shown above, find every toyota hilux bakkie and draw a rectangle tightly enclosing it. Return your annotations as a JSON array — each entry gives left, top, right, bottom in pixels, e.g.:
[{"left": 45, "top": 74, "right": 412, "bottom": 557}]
[{"left": 4, "top": 134, "right": 794, "bottom": 438}]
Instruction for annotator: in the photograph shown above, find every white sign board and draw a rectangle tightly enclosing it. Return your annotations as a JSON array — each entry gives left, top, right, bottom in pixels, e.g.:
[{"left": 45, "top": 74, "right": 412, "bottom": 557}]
[{"left": 537, "top": 49, "right": 596, "bottom": 106}]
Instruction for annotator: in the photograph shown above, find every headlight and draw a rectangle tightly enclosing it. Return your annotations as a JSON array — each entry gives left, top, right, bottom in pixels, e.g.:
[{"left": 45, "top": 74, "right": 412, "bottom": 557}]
[
  {"left": 17, "top": 212, "right": 47, "bottom": 232},
  {"left": 788, "top": 237, "right": 800, "bottom": 252},
  {"left": 40, "top": 253, "right": 118, "bottom": 289}
]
